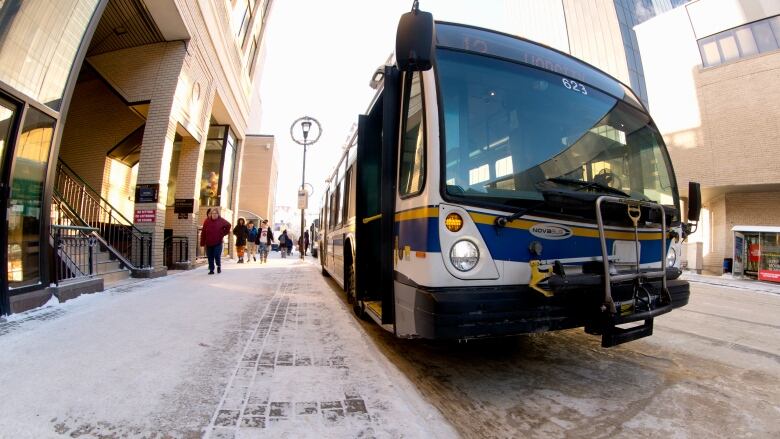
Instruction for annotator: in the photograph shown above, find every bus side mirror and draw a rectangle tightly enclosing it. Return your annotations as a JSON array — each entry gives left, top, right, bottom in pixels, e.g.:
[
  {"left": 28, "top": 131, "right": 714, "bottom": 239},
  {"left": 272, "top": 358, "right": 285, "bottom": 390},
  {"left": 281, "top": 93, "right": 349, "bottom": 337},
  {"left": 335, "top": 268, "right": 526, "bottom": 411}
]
[
  {"left": 395, "top": 7, "right": 435, "bottom": 72},
  {"left": 687, "top": 181, "right": 701, "bottom": 222}
]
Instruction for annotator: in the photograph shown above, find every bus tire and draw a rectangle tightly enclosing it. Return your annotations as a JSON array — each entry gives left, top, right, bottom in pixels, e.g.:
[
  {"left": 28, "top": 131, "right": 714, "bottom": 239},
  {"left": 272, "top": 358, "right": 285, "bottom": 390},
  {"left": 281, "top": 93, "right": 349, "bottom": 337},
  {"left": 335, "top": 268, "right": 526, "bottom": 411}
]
[{"left": 346, "top": 261, "right": 366, "bottom": 319}]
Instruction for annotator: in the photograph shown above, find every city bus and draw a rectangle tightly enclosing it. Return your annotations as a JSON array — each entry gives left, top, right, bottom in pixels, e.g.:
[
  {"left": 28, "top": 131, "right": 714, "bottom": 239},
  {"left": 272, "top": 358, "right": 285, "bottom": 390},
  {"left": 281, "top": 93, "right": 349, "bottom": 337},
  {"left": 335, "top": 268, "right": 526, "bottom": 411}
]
[{"left": 319, "top": 6, "right": 701, "bottom": 347}]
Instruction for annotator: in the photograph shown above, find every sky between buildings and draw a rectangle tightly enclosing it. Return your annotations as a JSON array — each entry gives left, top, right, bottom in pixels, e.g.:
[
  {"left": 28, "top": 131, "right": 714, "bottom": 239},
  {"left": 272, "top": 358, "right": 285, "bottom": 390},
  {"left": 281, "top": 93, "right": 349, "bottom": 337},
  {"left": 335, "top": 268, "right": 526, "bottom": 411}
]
[
  {"left": 258, "top": 0, "right": 518, "bottom": 211},
  {"left": 257, "top": 0, "right": 663, "bottom": 211}
]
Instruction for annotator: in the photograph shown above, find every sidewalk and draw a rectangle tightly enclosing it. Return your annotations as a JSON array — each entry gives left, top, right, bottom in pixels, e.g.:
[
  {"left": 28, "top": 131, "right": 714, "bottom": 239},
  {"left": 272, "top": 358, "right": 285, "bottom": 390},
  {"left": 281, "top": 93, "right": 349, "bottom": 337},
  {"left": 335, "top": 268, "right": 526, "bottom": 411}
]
[
  {"left": 681, "top": 271, "right": 780, "bottom": 295},
  {"left": 0, "top": 251, "right": 454, "bottom": 438}
]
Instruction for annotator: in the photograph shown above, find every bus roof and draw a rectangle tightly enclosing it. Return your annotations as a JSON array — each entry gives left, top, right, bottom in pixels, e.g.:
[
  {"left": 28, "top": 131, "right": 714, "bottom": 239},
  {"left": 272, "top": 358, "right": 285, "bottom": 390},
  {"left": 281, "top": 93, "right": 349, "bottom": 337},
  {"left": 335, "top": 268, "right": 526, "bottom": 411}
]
[{"left": 434, "top": 21, "right": 645, "bottom": 110}]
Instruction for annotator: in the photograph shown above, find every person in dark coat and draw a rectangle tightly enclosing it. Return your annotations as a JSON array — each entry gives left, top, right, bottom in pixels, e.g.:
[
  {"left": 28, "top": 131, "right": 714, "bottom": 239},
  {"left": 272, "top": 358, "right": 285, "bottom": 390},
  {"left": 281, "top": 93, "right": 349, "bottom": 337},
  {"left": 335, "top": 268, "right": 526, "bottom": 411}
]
[
  {"left": 303, "top": 230, "right": 310, "bottom": 256},
  {"left": 286, "top": 232, "right": 293, "bottom": 255},
  {"left": 200, "top": 208, "right": 231, "bottom": 274},
  {"left": 247, "top": 221, "right": 258, "bottom": 262},
  {"left": 279, "top": 230, "right": 289, "bottom": 259},
  {"left": 233, "top": 217, "right": 249, "bottom": 263}
]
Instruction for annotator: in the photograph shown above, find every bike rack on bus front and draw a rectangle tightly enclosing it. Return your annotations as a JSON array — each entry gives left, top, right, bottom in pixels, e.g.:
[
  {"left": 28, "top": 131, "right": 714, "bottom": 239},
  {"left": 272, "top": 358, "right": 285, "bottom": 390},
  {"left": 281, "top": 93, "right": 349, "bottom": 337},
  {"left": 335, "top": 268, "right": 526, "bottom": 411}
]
[{"left": 594, "top": 196, "right": 669, "bottom": 315}]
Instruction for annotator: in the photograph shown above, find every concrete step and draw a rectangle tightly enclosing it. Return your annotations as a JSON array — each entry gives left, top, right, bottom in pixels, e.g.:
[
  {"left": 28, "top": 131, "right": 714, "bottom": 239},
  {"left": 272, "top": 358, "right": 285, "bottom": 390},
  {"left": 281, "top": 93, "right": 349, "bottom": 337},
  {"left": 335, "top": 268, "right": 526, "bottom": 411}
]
[
  {"left": 101, "top": 269, "right": 131, "bottom": 286},
  {"left": 96, "top": 251, "right": 116, "bottom": 263}
]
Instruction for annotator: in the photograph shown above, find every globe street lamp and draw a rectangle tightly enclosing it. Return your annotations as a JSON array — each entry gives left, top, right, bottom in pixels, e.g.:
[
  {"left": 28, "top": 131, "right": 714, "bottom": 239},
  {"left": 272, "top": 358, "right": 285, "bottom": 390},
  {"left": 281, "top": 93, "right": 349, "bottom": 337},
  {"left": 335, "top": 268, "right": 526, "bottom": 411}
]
[{"left": 290, "top": 116, "right": 321, "bottom": 259}]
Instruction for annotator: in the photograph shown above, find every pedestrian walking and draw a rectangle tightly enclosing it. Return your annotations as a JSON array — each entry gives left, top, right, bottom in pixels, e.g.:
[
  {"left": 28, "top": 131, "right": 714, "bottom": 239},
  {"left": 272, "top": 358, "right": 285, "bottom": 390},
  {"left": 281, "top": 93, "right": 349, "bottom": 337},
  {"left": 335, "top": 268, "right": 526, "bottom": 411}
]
[
  {"left": 256, "top": 219, "right": 273, "bottom": 263},
  {"left": 233, "top": 218, "right": 249, "bottom": 263},
  {"left": 279, "top": 230, "right": 289, "bottom": 258},
  {"left": 200, "top": 208, "right": 231, "bottom": 274},
  {"left": 303, "top": 230, "right": 310, "bottom": 256},
  {"left": 247, "top": 221, "right": 258, "bottom": 262},
  {"left": 286, "top": 232, "right": 293, "bottom": 256}
]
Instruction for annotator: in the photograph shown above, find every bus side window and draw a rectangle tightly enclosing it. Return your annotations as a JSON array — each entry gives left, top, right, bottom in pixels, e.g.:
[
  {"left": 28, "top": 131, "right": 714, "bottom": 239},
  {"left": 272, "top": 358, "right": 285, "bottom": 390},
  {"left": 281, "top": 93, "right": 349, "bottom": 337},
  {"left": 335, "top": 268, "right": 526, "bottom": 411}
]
[
  {"left": 399, "top": 71, "right": 426, "bottom": 197},
  {"left": 331, "top": 184, "right": 341, "bottom": 228},
  {"left": 347, "top": 164, "right": 356, "bottom": 219},
  {"left": 342, "top": 167, "right": 352, "bottom": 222}
]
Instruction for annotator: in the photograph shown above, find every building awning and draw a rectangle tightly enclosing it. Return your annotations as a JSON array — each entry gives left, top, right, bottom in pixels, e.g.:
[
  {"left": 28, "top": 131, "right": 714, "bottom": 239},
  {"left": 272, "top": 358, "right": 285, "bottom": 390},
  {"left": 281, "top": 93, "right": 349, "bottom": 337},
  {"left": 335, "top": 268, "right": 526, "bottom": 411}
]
[{"left": 732, "top": 225, "right": 780, "bottom": 233}]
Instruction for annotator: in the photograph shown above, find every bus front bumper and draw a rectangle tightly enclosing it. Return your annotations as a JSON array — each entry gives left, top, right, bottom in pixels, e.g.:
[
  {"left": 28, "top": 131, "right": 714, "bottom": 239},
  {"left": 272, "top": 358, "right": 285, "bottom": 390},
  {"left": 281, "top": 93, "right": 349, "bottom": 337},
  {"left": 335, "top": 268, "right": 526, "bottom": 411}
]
[{"left": 408, "top": 279, "right": 690, "bottom": 340}]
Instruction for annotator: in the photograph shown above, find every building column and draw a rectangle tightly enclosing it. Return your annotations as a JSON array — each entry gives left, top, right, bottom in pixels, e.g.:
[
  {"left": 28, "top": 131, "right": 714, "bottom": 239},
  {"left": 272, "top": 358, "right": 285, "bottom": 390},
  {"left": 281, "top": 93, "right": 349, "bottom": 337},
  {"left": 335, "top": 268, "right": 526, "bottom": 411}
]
[
  {"left": 171, "top": 135, "right": 206, "bottom": 265},
  {"left": 132, "top": 47, "right": 186, "bottom": 274}
]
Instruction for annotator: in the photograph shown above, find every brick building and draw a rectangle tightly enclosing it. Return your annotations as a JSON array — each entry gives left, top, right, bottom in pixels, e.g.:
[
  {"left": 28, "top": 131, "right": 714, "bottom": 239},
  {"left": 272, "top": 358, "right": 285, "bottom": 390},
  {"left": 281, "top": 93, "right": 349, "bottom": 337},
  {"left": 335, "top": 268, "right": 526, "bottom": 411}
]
[
  {"left": 0, "top": 0, "right": 274, "bottom": 314},
  {"left": 635, "top": 0, "right": 780, "bottom": 280}
]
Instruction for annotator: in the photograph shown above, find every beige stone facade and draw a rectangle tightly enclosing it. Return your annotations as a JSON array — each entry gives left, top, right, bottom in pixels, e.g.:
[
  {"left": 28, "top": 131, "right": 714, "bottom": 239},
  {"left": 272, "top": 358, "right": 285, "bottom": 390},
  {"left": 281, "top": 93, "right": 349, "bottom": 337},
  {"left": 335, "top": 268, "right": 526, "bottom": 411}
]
[
  {"left": 636, "top": 0, "right": 780, "bottom": 274},
  {"left": 58, "top": 0, "right": 273, "bottom": 269},
  {"left": 237, "top": 135, "right": 278, "bottom": 225}
]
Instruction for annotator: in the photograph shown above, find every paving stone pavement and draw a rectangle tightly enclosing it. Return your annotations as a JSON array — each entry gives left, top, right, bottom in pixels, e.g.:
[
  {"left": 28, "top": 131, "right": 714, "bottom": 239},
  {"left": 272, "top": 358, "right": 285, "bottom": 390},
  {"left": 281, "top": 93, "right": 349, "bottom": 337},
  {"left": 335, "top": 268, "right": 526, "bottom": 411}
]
[
  {"left": 203, "top": 265, "right": 398, "bottom": 438},
  {"left": 204, "top": 261, "right": 450, "bottom": 439}
]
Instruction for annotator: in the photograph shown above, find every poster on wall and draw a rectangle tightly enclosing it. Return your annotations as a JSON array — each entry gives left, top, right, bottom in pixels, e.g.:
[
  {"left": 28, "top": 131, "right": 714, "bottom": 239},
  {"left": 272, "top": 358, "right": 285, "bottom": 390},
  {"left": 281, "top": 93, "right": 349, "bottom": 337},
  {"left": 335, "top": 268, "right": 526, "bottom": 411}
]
[
  {"left": 134, "top": 209, "right": 156, "bottom": 223},
  {"left": 758, "top": 252, "right": 780, "bottom": 283}
]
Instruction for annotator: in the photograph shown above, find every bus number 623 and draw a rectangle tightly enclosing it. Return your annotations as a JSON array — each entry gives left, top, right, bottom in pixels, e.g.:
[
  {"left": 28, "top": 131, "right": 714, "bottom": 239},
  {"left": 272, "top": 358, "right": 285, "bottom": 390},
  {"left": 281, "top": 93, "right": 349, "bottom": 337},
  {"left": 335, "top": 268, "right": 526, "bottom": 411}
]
[{"left": 562, "top": 78, "right": 587, "bottom": 95}]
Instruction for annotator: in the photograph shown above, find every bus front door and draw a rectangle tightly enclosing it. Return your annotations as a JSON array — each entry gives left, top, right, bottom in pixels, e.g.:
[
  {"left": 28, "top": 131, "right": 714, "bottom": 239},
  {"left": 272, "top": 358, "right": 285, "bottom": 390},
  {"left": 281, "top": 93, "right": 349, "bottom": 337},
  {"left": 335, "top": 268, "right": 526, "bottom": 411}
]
[{"left": 356, "top": 66, "right": 400, "bottom": 325}]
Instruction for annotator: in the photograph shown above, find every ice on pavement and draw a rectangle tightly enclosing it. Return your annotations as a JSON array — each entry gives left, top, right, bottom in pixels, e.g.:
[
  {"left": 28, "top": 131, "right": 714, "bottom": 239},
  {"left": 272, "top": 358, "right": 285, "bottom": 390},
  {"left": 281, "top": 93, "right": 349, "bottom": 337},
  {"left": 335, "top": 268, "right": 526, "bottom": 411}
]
[{"left": 0, "top": 252, "right": 456, "bottom": 438}]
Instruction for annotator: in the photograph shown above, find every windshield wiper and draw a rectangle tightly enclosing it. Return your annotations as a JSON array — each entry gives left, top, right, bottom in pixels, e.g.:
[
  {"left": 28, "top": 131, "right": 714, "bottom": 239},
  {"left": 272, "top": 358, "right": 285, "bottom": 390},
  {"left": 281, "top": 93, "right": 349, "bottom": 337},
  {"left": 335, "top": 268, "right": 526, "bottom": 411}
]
[
  {"left": 544, "top": 177, "right": 631, "bottom": 198},
  {"left": 494, "top": 200, "right": 548, "bottom": 228},
  {"left": 493, "top": 178, "right": 631, "bottom": 228}
]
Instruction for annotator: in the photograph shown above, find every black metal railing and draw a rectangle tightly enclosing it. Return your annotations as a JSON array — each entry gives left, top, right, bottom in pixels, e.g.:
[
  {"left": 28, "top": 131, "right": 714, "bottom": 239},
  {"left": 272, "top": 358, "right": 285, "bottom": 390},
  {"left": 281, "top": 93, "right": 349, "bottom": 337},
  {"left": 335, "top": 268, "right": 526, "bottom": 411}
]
[
  {"left": 54, "top": 159, "right": 153, "bottom": 268},
  {"left": 51, "top": 225, "right": 98, "bottom": 285},
  {"left": 164, "top": 236, "right": 189, "bottom": 268}
]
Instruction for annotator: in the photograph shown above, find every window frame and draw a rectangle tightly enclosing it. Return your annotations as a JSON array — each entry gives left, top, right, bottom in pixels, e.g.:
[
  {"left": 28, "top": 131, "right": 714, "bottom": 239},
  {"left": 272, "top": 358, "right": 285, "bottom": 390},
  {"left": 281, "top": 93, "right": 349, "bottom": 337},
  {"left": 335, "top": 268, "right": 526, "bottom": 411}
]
[
  {"left": 398, "top": 71, "right": 427, "bottom": 199},
  {"left": 697, "top": 14, "right": 780, "bottom": 68}
]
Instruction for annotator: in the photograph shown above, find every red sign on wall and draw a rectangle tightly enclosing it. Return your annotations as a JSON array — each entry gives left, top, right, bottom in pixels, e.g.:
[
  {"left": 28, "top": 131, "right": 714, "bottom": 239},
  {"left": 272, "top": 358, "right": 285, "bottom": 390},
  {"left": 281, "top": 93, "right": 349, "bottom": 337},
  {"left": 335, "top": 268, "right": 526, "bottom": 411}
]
[{"left": 134, "top": 209, "right": 156, "bottom": 223}]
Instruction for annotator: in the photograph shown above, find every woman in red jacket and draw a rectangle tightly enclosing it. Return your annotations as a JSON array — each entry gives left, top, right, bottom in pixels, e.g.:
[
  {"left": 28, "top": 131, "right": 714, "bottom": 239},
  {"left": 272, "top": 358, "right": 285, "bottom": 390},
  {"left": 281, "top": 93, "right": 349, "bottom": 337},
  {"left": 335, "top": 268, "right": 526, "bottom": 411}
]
[{"left": 200, "top": 208, "right": 231, "bottom": 274}]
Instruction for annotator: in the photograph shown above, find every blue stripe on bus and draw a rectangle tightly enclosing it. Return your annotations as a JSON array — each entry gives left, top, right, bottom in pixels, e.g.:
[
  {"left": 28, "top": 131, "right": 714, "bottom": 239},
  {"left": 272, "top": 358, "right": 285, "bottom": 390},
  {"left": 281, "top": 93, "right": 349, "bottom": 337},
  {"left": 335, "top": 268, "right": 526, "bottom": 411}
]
[
  {"left": 394, "top": 216, "right": 668, "bottom": 264},
  {"left": 395, "top": 217, "right": 441, "bottom": 253},
  {"left": 473, "top": 223, "right": 667, "bottom": 264}
]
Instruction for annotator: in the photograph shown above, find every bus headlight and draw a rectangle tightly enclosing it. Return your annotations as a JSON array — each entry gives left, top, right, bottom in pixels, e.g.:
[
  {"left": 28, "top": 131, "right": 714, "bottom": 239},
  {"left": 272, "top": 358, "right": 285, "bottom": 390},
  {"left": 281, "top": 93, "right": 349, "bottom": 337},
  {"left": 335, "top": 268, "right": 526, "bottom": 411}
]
[
  {"left": 450, "top": 240, "right": 479, "bottom": 271},
  {"left": 666, "top": 247, "right": 677, "bottom": 267}
]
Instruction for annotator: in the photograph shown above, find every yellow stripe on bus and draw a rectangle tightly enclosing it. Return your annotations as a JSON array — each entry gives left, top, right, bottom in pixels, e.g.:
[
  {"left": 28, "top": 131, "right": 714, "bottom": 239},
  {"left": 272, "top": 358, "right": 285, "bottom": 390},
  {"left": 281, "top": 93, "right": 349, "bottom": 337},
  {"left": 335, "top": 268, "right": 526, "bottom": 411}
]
[
  {"left": 394, "top": 207, "right": 438, "bottom": 221},
  {"left": 469, "top": 212, "right": 663, "bottom": 240},
  {"left": 389, "top": 207, "right": 663, "bottom": 240}
]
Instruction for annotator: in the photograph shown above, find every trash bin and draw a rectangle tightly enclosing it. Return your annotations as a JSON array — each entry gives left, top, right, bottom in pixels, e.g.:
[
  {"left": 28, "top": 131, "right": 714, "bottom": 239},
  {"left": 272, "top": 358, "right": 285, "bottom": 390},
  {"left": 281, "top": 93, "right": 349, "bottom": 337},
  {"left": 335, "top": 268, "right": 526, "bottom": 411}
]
[{"left": 723, "top": 258, "right": 733, "bottom": 274}]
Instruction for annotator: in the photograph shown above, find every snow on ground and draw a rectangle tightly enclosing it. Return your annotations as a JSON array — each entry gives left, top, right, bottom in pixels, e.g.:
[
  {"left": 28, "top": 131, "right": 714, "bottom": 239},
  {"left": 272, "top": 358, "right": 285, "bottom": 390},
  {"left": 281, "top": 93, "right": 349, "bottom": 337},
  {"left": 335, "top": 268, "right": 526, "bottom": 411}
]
[{"left": 0, "top": 251, "right": 455, "bottom": 438}]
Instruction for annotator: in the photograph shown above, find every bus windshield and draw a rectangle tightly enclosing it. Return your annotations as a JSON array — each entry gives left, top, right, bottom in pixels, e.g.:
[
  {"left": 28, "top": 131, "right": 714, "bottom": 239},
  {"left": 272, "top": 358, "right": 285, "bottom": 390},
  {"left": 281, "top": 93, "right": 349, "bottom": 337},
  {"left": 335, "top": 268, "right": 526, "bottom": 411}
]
[{"left": 438, "top": 49, "right": 677, "bottom": 209}]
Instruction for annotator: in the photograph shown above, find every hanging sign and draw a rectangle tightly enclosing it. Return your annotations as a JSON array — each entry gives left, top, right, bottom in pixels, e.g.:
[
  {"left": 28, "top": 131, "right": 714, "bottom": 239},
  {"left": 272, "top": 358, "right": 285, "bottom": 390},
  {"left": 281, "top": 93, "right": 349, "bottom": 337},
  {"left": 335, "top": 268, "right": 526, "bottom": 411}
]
[
  {"left": 298, "top": 190, "right": 308, "bottom": 209},
  {"left": 135, "top": 184, "right": 159, "bottom": 203},
  {"left": 174, "top": 198, "right": 195, "bottom": 214}
]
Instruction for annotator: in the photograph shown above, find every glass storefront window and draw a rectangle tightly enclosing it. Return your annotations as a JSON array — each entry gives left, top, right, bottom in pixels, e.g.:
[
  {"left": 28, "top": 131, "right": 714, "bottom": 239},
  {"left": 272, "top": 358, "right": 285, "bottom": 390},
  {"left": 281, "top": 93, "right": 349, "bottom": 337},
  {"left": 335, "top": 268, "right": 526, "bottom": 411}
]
[
  {"left": 221, "top": 128, "right": 237, "bottom": 207},
  {"left": 0, "top": 0, "right": 100, "bottom": 110},
  {"left": 758, "top": 232, "right": 780, "bottom": 283},
  {"left": 199, "top": 125, "right": 237, "bottom": 207},
  {"left": 7, "top": 107, "right": 54, "bottom": 288},
  {"left": 1, "top": 95, "right": 16, "bottom": 171},
  {"left": 200, "top": 139, "right": 223, "bottom": 207}
]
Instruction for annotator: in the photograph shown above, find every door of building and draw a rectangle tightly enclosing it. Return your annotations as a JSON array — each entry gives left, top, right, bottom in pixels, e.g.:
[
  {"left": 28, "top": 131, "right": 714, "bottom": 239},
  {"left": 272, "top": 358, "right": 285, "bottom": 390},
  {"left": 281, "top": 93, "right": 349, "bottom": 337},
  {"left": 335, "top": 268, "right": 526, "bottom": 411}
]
[
  {"left": 733, "top": 232, "right": 745, "bottom": 277},
  {"left": 0, "top": 94, "right": 21, "bottom": 315}
]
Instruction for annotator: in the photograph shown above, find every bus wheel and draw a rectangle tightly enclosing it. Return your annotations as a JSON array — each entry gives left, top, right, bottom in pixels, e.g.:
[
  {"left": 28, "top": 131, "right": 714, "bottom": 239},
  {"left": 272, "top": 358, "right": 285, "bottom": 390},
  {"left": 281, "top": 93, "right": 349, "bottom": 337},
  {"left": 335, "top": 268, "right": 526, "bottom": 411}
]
[{"left": 347, "top": 262, "right": 365, "bottom": 319}]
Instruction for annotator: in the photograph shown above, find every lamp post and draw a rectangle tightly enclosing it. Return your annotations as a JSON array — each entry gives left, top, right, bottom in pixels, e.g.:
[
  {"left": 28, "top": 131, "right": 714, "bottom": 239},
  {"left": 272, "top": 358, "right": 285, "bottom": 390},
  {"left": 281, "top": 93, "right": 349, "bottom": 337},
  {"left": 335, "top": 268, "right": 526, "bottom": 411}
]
[{"left": 290, "top": 116, "right": 321, "bottom": 259}]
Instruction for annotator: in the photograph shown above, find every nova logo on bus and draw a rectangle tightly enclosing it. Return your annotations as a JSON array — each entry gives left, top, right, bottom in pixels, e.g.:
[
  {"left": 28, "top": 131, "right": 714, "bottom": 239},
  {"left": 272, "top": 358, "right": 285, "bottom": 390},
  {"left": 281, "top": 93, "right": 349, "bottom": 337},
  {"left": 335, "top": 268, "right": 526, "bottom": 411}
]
[{"left": 529, "top": 224, "right": 572, "bottom": 240}]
